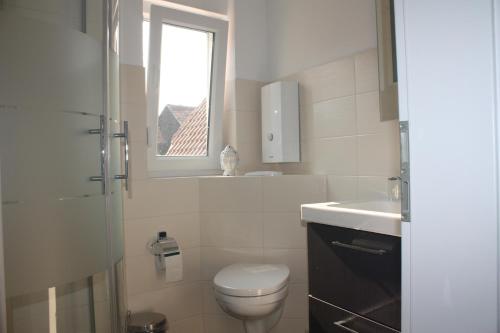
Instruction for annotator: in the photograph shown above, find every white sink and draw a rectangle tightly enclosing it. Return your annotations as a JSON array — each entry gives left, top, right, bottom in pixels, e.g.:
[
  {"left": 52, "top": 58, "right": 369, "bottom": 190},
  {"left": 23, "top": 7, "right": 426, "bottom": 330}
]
[{"left": 301, "top": 200, "right": 402, "bottom": 237}]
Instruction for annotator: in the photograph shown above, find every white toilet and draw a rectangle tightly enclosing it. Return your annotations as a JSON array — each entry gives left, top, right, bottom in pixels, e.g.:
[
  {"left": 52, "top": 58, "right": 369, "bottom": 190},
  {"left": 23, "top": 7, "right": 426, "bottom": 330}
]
[{"left": 213, "top": 263, "right": 290, "bottom": 333}]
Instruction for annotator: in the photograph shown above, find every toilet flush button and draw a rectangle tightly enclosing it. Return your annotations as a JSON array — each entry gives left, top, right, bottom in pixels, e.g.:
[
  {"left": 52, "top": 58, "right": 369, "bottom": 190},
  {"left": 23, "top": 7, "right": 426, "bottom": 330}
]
[{"left": 267, "top": 133, "right": 274, "bottom": 141}]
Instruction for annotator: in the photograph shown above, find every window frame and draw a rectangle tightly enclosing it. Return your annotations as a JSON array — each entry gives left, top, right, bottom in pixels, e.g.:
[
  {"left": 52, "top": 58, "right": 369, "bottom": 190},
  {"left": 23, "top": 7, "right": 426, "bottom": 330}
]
[{"left": 146, "top": 5, "right": 228, "bottom": 176}]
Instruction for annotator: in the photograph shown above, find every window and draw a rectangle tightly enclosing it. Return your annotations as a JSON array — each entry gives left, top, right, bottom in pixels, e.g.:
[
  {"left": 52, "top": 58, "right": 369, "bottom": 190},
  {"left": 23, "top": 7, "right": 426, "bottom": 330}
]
[{"left": 144, "top": 6, "right": 228, "bottom": 175}]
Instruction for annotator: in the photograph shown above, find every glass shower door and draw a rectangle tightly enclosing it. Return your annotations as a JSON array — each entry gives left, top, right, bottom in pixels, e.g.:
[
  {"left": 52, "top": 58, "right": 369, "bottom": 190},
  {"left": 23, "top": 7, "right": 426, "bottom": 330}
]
[{"left": 0, "top": 0, "right": 124, "bottom": 332}]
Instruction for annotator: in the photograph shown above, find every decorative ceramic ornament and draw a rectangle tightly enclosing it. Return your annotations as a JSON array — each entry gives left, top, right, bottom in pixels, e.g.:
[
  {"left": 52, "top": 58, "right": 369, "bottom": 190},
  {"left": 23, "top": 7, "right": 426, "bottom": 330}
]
[{"left": 220, "top": 145, "right": 239, "bottom": 176}]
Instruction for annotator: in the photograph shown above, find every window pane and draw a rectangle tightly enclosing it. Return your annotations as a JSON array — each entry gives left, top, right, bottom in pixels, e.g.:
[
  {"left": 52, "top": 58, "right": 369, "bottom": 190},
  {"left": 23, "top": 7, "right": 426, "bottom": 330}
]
[{"left": 156, "top": 24, "right": 214, "bottom": 157}]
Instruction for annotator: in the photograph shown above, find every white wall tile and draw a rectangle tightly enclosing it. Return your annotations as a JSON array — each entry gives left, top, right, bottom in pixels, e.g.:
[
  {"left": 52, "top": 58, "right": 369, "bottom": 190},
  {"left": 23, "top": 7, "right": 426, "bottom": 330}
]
[
  {"left": 262, "top": 175, "right": 326, "bottom": 212},
  {"left": 306, "top": 57, "right": 355, "bottom": 103},
  {"left": 127, "top": 282, "right": 203, "bottom": 322},
  {"left": 120, "top": 65, "right": 146, "bottom": 105},
  {"left": 199, "top": 177, "right": 262, "bottom": 212},
  {"left": 299, "top": 105, "right": 314, "bottom": 141},
  {"left": 326, "top": 175, "right": 358, "bottom": 202},
  {"left": 357, "top": 132, "right": 400, "bottom": 176},
  {"left": 282, "top": 283, "right": 308, "bottom": 319},
  {"left": 356, "top": 92, "right": 399, "bottom": 135},
  {"left": 313, "top": 96, "right": 356, "bottom": 138},
  {"left": 312, "top": 137, "right": 357, "bottom": 176},
  {"left": 123, "top": 178, "right": 199, "bottom": 220},
  {"left": 263, "top": 212, "right": 307, "bottom": 249},
  {"left": 357, "top": 176, "right": 391, "bottom": 201},
  {"left": 200, "top": 212, "right": 263, "bottom": 248},
  {"left": 234, "top": 141, "right": 265, "bottom": 175},
  {"left": 235, "top": 111, "right": 260, "bottom": 144},
  {"left": 354, "top": 48, "right": 379, "bottom": 94}
]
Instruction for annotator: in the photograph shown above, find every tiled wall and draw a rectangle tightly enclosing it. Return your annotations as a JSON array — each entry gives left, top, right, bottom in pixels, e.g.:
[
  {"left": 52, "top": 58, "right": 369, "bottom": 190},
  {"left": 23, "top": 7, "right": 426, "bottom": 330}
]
[
  {"left": 123, "top": 173, "right": 326, "bottom": 333},
  {"left": 284, "top": 48, "right": 401, "bottom": 201},
  {"left": 123, "top": 177, "right": 203, "bottom": 333},
  {"left": 121, "top": 65, "right": 205, "bottom": 333},
  {"left": 226, "top": 49, "right": 401, "bottom": 201},
  {"left": 198, "top": 175, "right": 325, "bottom": 333}
]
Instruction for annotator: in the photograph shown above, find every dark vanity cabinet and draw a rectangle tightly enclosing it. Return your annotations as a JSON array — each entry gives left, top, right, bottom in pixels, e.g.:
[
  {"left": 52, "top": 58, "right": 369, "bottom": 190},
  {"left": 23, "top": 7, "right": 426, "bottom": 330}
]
[{"left": 307, "top": 223, "right": 401, "bottom": 333}]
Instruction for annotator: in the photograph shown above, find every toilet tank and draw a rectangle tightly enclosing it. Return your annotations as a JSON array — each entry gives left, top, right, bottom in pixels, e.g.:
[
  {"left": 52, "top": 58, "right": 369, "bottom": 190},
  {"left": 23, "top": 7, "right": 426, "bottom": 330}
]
[{"left": 261, "top": 81, "right": 300, "bottom": 163}]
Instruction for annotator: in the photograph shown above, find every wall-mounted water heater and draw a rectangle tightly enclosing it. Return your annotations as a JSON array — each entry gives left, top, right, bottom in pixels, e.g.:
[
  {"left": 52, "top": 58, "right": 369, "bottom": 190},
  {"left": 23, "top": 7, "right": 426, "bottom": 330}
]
[{"left": 261, "top": 81, "right": 300, "bottom": 163}]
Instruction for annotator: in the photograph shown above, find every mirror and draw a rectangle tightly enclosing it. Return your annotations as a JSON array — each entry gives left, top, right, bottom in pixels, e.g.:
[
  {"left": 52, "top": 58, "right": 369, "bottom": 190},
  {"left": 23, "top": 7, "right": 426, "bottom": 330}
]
[{"left": 376, "top": 0, "right": 399, "bottom": 121}]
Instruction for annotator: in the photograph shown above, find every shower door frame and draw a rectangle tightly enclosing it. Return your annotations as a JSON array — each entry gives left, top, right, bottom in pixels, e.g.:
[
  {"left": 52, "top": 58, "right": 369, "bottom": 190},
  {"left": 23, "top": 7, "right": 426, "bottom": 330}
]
[{"left": 103, "top": 0, "right": 126, "bottom": 331}]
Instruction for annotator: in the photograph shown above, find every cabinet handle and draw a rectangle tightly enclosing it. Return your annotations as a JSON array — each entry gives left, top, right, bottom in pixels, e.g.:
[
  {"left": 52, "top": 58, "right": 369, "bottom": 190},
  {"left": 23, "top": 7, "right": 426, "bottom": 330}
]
[
  {"left": 334, "top": 321, "right": 360, "bottom": 333},
  {"left": 331, "top": 241, "right": 387, "bottom": 255}
]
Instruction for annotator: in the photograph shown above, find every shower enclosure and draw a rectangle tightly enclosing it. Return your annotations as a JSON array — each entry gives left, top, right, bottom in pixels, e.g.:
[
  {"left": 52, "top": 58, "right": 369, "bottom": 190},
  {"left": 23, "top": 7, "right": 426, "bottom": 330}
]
[{"left": 0, "top": 0, "right": 126, "bottom": 332}]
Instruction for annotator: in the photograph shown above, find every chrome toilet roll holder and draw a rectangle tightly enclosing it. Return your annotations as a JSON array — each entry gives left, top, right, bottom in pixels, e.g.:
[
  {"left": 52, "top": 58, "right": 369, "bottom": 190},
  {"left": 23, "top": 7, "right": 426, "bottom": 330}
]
[{"left": 148, "top": 231, "right": 180, "bottom": 271}]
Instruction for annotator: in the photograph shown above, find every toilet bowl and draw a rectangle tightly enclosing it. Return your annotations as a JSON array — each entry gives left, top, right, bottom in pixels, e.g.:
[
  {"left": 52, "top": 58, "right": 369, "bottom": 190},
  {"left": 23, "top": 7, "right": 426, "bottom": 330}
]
[{"left": 213, "top": 263, "right": 290, "bottom": 333}]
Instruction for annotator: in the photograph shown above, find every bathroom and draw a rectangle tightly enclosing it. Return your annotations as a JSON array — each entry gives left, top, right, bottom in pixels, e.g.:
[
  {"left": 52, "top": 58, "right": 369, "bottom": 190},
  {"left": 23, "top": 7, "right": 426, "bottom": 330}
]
[{"left": 0, "top": 0, "right": 499, "bottom": 333}]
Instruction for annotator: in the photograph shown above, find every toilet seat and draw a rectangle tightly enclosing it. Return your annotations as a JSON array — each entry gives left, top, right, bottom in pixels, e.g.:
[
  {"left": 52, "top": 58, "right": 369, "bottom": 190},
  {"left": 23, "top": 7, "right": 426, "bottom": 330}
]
[
  {"left": 215, "top": 285, "right": 289, "bottom": 307},
  {"left": 214, "top": 263, "right": 290, "bottom": 297}
]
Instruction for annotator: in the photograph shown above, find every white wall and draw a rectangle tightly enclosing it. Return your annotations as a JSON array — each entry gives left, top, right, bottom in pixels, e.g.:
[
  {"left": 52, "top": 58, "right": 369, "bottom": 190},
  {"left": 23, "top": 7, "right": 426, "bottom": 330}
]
[
  {"left": 166, "top": 0, "right": 228, "bottom": 15},
  {"left": 120, "top": 0, "right": 143, "bottom": 66},
  {"left": 232, "top": 0, "right": 268, "bottom": 82},
  {"left": 266, "top": 0, "right": 377, "bottom": 80},
  {"left": 120, "top": 0, "right": 378, "bottom": 81}
]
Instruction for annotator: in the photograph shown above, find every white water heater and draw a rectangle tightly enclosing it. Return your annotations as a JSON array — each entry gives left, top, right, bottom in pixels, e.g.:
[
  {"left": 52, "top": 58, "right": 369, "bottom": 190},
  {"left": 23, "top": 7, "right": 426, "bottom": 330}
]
[{"left": 261, "top": 81, "right": 300, "bottom": 163}]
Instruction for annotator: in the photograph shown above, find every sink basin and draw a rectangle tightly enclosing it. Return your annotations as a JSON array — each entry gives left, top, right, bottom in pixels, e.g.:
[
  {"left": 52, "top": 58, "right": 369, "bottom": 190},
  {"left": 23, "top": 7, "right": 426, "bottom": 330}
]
[{"left": 301, "top": 200, "right": 402, "bottom": 237}]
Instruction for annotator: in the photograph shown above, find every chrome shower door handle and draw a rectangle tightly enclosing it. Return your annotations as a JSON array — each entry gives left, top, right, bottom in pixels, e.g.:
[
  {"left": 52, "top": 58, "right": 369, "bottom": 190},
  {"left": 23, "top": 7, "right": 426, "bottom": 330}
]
[
  {"left": 113, "top": 121, "right": 129, "bottom": 191},
  {"left": 88, "top": 115, "right": 106, "bottom": 195}
]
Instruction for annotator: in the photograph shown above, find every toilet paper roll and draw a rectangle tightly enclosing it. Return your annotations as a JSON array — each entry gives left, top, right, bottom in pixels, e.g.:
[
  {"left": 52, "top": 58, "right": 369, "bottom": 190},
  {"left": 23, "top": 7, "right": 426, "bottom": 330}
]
[{"left": 163, "top": 252, "right": 183, "bottom": 283}]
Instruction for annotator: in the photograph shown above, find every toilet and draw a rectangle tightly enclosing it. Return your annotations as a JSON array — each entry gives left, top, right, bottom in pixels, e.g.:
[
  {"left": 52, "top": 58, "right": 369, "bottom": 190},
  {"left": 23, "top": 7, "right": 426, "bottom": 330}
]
[{"left": 213, "top": 263, "right": 290, "bottom": 333}]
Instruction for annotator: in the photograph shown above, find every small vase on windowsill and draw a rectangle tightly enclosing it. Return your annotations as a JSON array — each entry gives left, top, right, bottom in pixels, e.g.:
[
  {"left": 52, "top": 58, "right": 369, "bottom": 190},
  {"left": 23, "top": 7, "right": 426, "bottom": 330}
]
[{"left": 220, "top": 145, "right": 239, "bottom": 176}]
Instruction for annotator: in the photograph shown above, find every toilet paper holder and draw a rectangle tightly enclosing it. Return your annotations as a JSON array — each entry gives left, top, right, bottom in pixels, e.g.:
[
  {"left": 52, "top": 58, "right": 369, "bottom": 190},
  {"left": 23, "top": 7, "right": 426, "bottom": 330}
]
[{"left": 148, "top": 231, "right": 180, "bottom": 271}]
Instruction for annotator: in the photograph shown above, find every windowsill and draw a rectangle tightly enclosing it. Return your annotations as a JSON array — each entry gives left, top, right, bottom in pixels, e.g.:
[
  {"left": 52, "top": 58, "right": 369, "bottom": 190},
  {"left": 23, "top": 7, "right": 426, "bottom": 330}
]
[{"left": 148, "top": 169, "right": 222, "bottom": 178}]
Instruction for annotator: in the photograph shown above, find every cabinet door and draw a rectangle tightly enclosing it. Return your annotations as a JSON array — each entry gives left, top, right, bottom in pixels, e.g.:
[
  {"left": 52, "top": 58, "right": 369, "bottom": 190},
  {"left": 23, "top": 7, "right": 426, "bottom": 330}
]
[
  {"left": 310, "top": 296, "right": 398, "bottom": 333},
  {"left": 308, "top": 223, "right": 401, "bottom": 330}
]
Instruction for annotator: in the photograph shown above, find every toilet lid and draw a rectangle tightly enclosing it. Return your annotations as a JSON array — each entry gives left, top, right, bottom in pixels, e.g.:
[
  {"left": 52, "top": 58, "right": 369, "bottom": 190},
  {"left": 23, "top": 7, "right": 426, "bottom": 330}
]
[{"left": 213, "top": 263, "right": 290, "bottom": 297}]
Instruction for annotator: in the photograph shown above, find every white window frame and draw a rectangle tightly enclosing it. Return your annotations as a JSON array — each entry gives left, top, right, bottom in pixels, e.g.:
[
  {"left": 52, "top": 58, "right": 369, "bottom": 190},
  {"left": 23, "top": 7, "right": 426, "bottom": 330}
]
[{"left": 146, "top": 5, "right": 228, "bottom": 176}]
